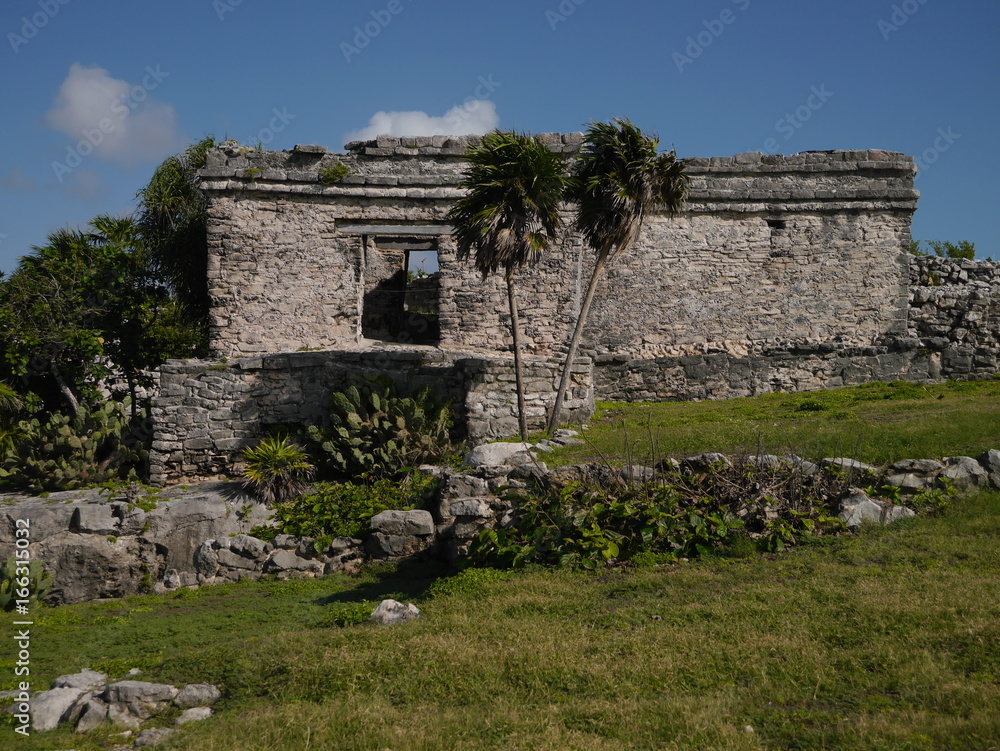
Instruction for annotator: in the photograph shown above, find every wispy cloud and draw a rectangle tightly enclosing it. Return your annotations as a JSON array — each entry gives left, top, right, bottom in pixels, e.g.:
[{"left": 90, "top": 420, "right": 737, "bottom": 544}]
[
  {"left": 0, "top": 166, "right": 38, "bottom": 193},
  {"left": 45, "top": 63, "right": 183, "bottom": 167},
  {"left": 344, "top": 101, "right": 499, "bottom": 143}
]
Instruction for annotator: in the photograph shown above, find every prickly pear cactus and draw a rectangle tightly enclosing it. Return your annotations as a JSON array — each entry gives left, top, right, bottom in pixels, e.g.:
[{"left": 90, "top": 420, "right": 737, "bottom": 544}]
[
  {"left": 308, "top": 379, "right": 452, "bottom": 478},
  {"left": 0, "top": 557, "right": 52, "bottom": 611},
  {"left": 0, "top": 399, "right": 148, "bottom": 493}
]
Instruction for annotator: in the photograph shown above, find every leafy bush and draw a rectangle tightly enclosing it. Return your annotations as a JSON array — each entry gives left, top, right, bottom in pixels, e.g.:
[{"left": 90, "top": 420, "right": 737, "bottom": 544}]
[
  {"left": 471, "top": 459, "right": 851, "bottom": 569},
  {"left": 242, "top": 435, "right": 316, "bottom": 505},
  {"left": 0, "top": 556, "right": 52, "bottom": 611},
  {"left": 252, "top": 472, "right": 439, "bottom": 552},
  {"left": 318, "top": 162, "right": 350, "bottom": 185},
  {"left": 307, "top": 379, "right": 452, "bottom": 479},
  {"left": 0, "top": 400, "right": 148, "bottom": 492},
  {"left": 313, "top": 600, "right": 377, "bottom": 628}
]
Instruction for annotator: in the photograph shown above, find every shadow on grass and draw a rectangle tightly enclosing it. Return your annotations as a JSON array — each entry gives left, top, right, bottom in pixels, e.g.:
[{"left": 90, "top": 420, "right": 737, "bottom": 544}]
[{"left": 313, "top": 559, "right": 457, "bottom": 607}]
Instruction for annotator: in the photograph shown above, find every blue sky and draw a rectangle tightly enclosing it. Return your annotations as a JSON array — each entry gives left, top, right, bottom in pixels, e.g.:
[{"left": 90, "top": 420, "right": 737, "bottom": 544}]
[{"left": 1, "top": 0, "right": 997, "bottom": 272}]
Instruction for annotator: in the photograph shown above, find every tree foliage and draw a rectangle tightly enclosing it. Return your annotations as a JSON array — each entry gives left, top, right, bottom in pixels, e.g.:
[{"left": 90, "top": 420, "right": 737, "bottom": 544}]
[
  {"left": 909, "top": 240, "right": 976, "bottom": 260},
  {"left": 448, "top": 131, "right": 569, "bottom": 439},
  {"left": 547, "top": 119, "right": 687, "bottom": 433},
  {"left": 136, "top": 136, "right": 216, "bottom": 320}
]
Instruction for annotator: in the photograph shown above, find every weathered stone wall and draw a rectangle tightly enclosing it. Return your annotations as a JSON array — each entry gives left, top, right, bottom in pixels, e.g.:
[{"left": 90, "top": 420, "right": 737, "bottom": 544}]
[
  {"left": 594, "top": 254, "right": 1000, "bottom": 402},
  {"left": 150, "top": 347, "right": 593, "bottom": 484},
  {"left": 198, "top": 139, "right": 918, "bottom": 362}
]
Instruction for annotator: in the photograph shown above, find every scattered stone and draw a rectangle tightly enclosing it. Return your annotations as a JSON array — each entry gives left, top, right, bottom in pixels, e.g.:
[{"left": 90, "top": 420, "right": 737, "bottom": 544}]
[
  {"left": 449, "top": 498, "right": 493, "bottom": 518},
  {"left": 74, "top": 696, "right": 109, "bottom": 733},
  {"left": 265, "top": 549, "right": 322, "bottom": 574},
  {"left": 174, "top": 683, "right": 222, "bottom": 708},
  {"left": 134, "top": 727, "right": 176, "bottom": 746},
  {"left": 370, "top": 509, "right": 435, "bottom": 537},
  {"left": 681, "top": 453, "right": 732, "bottom": 473},
  {"left": 939, "top": 456, "right": 989, "bottom": 490},
  {"left": 100, "top": 681, "right": 178, "bottom": 705},
  {"left": 821, "top": 458, "right": 880, "bottom": 475},
  {"left": 31, "top": 687, "right": 86, "bottom": 732},
  {"left": 229, "top": 534, "right": 269, "bottom": 558},
  {"left": 52, "top": 669, "right": 107, "bottom": 692},
  {"left": 176, "top": 706, "right": 213, "bottom": 724},
  {"left": 980, "top": 449, "right": 1000, "bottom": 489},
  {"left": 785, "top": 455, "right": 820, "bottom": 476},
  {"left": 371, "top": 599, "right": 420, "bottom": 625},
  {"left": 837, "top": 488, "right": 915, "bottom": 528},
  {"left": 884, "top": 458, "right": 943, "bottom": 492},
  {"left": 621, "top": 465, "right": 657, "bottom": 483},
  {"left": 464, "top": 442, "right": 533, "bottom": 467}
]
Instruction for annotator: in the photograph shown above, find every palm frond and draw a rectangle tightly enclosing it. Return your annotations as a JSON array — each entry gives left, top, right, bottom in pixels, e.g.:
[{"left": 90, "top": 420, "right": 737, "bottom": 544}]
[
  {"left": 570, "top": 118, "right": 688, "bottom": 262},
  {"left": 448, "top": 130, "right": 569, "bottom": 279}
]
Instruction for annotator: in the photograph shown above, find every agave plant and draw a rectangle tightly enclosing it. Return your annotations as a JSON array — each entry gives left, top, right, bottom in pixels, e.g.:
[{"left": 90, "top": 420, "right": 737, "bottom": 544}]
[{"left": 241, "top": 435, "right": 316, "bottom": 505}]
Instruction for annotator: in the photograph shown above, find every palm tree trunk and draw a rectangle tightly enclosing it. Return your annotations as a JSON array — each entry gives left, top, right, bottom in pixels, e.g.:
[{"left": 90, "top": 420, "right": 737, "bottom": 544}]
[
  {"left": 546, "top": 252, "right": 608, "bottom": 434},
  {"left": 506, "top": 269, "right": 529, "bottom": 441}
]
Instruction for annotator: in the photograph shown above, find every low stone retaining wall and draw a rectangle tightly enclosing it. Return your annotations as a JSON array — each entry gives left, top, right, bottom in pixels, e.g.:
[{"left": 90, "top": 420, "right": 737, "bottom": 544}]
[{"left": 150, "top": 347, "right": 593, "bottom": 484}]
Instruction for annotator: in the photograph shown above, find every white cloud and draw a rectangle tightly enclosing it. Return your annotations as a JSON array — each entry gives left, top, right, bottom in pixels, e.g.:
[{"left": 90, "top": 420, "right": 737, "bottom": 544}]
[
  {"left": 344, "top": 101, "right": 499, "bottom": 144},
  {"left": 46, "top": 63, "right": 183, "bottom": 166}
]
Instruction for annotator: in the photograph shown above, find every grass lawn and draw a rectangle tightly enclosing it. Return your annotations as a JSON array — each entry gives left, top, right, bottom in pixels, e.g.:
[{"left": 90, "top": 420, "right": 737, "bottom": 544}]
[
  {"left": 543, "top": 378, "right": 1000, "bottom": 468},
  {"left": 3, "top": 379, "right": 1000, "bottom": 750}
]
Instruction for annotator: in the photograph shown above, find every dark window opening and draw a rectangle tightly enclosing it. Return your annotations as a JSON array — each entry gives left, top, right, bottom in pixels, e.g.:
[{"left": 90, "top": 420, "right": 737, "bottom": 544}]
[
  {"left": 361, "top": 237, "right": 440, "bottom": 345},
  {"left": 766, "top": 218, "right": 787, "bottom": 230}
]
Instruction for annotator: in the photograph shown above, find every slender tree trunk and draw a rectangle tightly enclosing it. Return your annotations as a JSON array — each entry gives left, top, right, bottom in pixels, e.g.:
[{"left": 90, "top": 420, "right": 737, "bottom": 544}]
[
  {"left": 546, "top": 252, "right": 608, "bottom": 434},
  {"left": 506, "top": 269, "right": 529, "bottom": 441},
  {"left": 50, "top": 359, "right": 80, "bottom": 419}
]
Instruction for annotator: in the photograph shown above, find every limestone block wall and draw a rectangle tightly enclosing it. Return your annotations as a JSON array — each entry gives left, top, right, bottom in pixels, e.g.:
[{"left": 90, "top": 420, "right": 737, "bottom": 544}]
[
  {"left": 594, "top": 254, "right": 1000, "bottom": 402},
  {"left": 198, "top": 139, "right": 918, "bottom": 363},
  {"left": 150, "top": 348, "right": 593, "bottom": 484}
]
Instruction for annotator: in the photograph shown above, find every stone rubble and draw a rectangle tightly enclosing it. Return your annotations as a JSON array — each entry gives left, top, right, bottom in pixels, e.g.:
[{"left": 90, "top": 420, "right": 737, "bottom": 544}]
[
  {"left": 7, "top": 669, "right": 220, "bottom": 740},
  {"left": 3, "top": 434, "right": 999, "bottom": 610}
]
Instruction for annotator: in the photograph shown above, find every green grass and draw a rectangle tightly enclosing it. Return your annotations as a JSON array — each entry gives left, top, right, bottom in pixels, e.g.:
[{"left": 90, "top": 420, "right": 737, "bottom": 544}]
[
  {"left": 549, "top": 378, "right": 1000, "bottom": 468},
  {"left": 4, "top": 381, "right": 1000, "bottom": 750},
  {"left": 4, "top": 491, "right": 999, "bottom": 750}
]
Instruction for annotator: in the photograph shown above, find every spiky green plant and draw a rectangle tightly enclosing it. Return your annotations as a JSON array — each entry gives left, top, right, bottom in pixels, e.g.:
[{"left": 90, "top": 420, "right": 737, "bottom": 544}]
[
  {"left": 0, "top": 556, "right": 52, "bottom": 611},
  {"left": 242, "top": 435, "right": 316, "bottom": 505},
  {"left": 307, "top": 380, "right": 452, "bottom": 479}
]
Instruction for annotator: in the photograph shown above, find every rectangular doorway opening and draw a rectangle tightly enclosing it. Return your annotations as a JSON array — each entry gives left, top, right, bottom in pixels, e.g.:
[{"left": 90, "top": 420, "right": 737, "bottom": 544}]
[{"left": 362, "top": 237, "right": 440, "bottom": 345}]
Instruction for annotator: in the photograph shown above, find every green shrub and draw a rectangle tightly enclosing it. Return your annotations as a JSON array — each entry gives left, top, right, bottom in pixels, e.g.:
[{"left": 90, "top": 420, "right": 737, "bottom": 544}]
[
  {"left": 318, "top": 162, "right": 350, "bottom": 185},
  {"left": 307, "top": 379, "right": 452, "bottom": 479},
  {"left": 242, "top": 435, "right": 316, "bottom": 505},
  {"left": 0, "top": 556, "right": 52, "bottom": 611},
  {"left": 252, "top": 471, "right": 439, "bottom": 551},
  {"left": 471, "top": 459, "right": 851, "bottom": 570},
  {"left": 0, "top": 400, "right": 148, "bottom": 492}
]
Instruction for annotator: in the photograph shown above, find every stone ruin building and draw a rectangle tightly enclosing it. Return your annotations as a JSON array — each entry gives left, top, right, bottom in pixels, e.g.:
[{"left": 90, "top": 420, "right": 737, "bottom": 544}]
[{"left": 149, "top": 134, "right": 1000, "bottom": 484}]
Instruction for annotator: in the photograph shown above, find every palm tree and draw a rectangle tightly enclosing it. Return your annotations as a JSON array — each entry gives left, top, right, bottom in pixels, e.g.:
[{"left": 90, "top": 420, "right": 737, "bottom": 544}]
[
  {"left": 448, "top": 131, "right": 569, "bottom": 440},
  {"left": 547, "top": 119, "right": 688, "bottom": 433}
]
